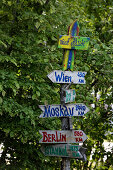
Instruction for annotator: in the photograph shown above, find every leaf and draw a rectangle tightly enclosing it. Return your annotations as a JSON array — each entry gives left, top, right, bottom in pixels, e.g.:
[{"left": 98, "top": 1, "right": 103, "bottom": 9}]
[
  {"left": 10, "top": 131, "right": 14, "bottom": 137},
  {"left": 0, "top": 97, "right": 3, "bottom": 104},
  {"left": 2, "top": 90, "right": 6, "bottom": 97},
  {"left": 76, "top": 60, "right": 81, "bottom": 64},
  {"left": 85, "top": 66, "right": 89, "bottom": 71},
  {"left": 0, "top": 40, "right": 7, "bottom": 48},
  {"left": 36, "top": 91, "right": 40, "bottom": 97},
  {"left": 32, "top": 94, "right": 37, "bottom": 100},
  {"left": 20, "top": 113, "right": 23, "bottom": 119},
  {"left": 35, "top": 22, "right": 40, "bottom": 29},
  {"left": 0, "top": 85, "right": 3, "bottom": 91}
]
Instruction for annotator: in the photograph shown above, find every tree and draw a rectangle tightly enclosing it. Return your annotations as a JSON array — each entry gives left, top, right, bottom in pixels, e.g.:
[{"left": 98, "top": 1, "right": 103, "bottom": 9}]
[{"left": 0, "top": 0, "right": 112, "bottom": 169}]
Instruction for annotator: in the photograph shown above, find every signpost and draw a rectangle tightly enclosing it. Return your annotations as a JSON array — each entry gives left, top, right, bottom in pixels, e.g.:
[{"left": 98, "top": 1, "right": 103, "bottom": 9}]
[
  {"left": 41, "top": 144, "right": 85, "bottom": 159},
  {"left": 58, "top": 35, "right": 90, "bottom": 50},
  {"left": 60, "top": 20, "right": 81, "bottom": 169},
  {"left": 47, "top": 70, "right": 87, "bottom": 84},
  {"left": 39, "top": 103, "right": 89, "bottom": 118},
  {"left": 39, "top": 20, "right": 90, "bottom": 170},
  {"left": 39, "top": 130, "right": 88, "bottom": 143},
  {"left": 63, "top": 89, "right": 76, "bottom": 103}
]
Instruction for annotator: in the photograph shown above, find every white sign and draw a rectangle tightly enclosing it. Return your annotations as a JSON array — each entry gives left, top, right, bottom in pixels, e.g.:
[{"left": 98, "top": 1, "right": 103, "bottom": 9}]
[
  {"left": 39, "top": 130, "right": 88, "bottom": 143},
  {"left": 39, "top": 104, "right": 89, "bottom": 118},
  {"left": 47, "top": 70, "right": 87, "bottom": 84}
]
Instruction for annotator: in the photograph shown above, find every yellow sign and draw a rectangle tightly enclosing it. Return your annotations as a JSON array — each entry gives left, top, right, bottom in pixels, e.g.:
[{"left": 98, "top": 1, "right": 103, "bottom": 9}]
[{"left": 58, "top": 35, "right": 90, "bottom": 50}]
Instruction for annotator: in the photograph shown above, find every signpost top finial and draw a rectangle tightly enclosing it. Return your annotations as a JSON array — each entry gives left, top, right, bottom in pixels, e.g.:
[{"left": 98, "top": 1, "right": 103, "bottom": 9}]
[{"left": 68, "top": 20, "right": 79, "bottom": 36}]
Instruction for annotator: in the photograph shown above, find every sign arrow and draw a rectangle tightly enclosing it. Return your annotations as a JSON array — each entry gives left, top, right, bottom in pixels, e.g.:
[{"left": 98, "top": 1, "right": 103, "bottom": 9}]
[
  {"left": 69, "top": 144, "right": 87, "bottom": 161},
  {"left": 39, "top": 103, "right": 89, "bottom": 118},
  {"left": 41, "top": 144, "right": 83, "bottom": 159},
  {"left": 47, "top": 70, "right": 87, "bottom": 84},
  {"left": 39, "top": 130, "right": 88, "bottom": 143},
  {"left": 79, "top": 147, "right": 87, "bottom": 162},
  {"left": 58, "top": 35, "right": 90, "bottom": 50}
]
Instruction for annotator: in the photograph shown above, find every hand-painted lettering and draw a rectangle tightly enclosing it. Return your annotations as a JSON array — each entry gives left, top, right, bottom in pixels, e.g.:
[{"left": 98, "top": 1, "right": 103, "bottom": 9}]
[
  {"left": 43, "top": 106, "right": 50, "bottom": 117},
  {"left": 51, "top": 108, "right": 55, "bottom": 117},
  {"left": 78, "top": 111, "right": 84, "bottom": 115},
  {"left": 72, "top": 152, "right": 80, "bottom": 158},
  {"left": 42, "top": 132, "right": 48, "bottom": 142},
  {"left": 48, "top": 134, "right": 51, "bottom": 142},
  {"left": 77, "top": 72, "right": 85, "bottom": 77},
  {"left": 68, "top": 107, "right": 74, "bottom": 116},
  {"left": 75, "top": 138, "right": 83, "bottom": 142},
  {"left": 75, "top": 105, "right": 86, "bottom": 111},
  {"left": 60, "top": 105, "right": 65, "bottom": 116},
  {"left": 71, "top": 38, "right": 87, "bottom": 47},
  {"left": 54, "top": 107, "right": 59, "bottom": 117},
  {"left": 74, "top": 131, "right": 83, "bottom": 136},
  {"left": 43, "top": 105, "right": 75, "bottom": 118},
  {"left": 78, "top": 79, "right": 84, "bottom": 83},
  {"left": 69, "top": 145, "right": 78, "bottom": 152},
  {"left": 64, "top": 105, "right": 69, "bottom": 116},
  {"left": 42, "top": 131, "right": 66, "bottom": 143},
  {"left": 52, "top": 134, "right": 56, "bottom": 142},
  {"left": 60, "top": 38, "right": 70, "bottom": 45},
  {"left": 55, "top": 71, "right": 72, "bottom": 83},
  {"left": 45, "top": 145, "right": 68, "bottom": 156},
  {"left": 55, "top": 71, "right": 62, "bottom": 82}
]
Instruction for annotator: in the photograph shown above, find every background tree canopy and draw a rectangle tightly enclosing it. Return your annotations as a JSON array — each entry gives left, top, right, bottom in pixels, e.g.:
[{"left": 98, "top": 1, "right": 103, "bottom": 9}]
[{"left": 0, "top": 0, "right": 113, "bottom": 169}]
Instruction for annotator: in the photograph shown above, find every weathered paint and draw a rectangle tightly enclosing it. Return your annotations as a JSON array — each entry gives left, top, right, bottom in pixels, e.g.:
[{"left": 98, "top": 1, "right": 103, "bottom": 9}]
[
  {"left": 41, "top": 144, "right": 83, "bottom": 158},
  {"left": 39, "top": 103, "right": 89, "bottom": 118},
  {"left": 63, "top": 50, "right": 75, "bottom": 71},
  {"left": 64, "top": 89, "right": 76, "bottom": 103},
  {"left": 39, "top": 130, "right": 88, "bottom": 143},
  {"left": 63, "top": 20, "right": 79, "bottom": 71},
  {"left": 68, "top": 20, "right": 79, "bottom": 36},
  {"left": 47, "top": 70, "right": 87, "bottom": 84},
  {"left": 58, "top": 35, "right": 90, "bottom": 50}
]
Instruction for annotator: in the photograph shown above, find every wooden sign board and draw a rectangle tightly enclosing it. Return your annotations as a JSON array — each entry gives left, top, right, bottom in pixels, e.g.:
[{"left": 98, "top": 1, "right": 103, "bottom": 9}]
[
  {"left": 64, "top": 89, "right": 76, "bottom": 103},
  {"left": 39, "top": 130, "right": 88, "bottom": 143},
  {"left": 47, "top": 70, "right": 87, "bottom": 84},
  {"left": 39, "top": 103, "right": 89, "bottom": 118},
  {"left": 58, "top": 35, "right": 90, "bottom": 50},
  {"left": 41, "top": 144, "right": 83, "bottom": 158}
]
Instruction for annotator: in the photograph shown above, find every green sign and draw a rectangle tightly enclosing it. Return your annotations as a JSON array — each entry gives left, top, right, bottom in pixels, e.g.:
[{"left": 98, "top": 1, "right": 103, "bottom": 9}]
[
  {"left": 41, "top": 144, "right": 83, "bottom": 158},
  {"left": 64, "top": 89, "right": 76, "bottom": 103}
]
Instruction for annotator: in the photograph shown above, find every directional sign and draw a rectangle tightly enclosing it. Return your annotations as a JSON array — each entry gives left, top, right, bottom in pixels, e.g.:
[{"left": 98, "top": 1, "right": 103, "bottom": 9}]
[
  {"left": 64, "top": 89, "right": 76, "bottom": 103},
  {"left": 39, "top": 130, "right": 88, "bottom": 143},
  {"left": 47, "top": 70, "right": 87, "bottom": 84},
  {"left": 58, "top": 35, "right": 90, "bottom": 50},
  {"left": 39, "top": 103, "right": 89, "bottom": 118},
  {"left": 41, "top": 144, "right": 83, "bottom": 159}
]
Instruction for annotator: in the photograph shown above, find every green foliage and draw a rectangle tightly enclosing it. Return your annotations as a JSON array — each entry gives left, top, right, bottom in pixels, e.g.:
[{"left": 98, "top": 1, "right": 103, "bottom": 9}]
[{"left": 0, "top": 0, "right": 113, "bottom": 169}]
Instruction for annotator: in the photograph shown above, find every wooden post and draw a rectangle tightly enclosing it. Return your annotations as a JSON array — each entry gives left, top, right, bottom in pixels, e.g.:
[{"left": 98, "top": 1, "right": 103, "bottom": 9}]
[
  {"left": 60, "top": 84, "right": 70, "bottom": 170},
  {"left": 61, "top": 83, "right": 75, "bottom": 169},
  {"left": 60, "top": 20, "right": 79, "bottom": 170}
]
